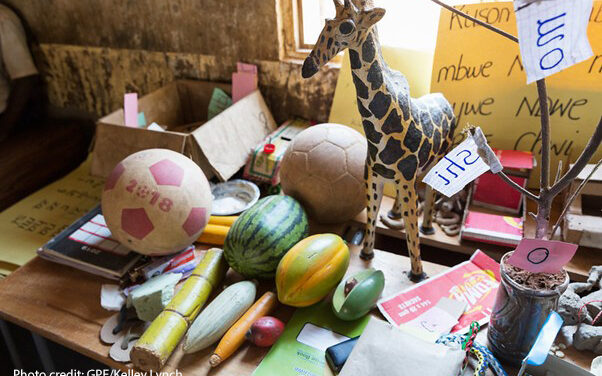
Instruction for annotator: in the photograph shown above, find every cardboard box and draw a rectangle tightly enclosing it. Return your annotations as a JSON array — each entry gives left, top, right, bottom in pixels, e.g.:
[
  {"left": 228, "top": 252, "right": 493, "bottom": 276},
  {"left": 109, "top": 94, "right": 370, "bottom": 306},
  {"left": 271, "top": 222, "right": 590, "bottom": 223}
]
[
  {"left": 92, "top": 80, "right": 277, "bottom": 181},
  {"left": 243, "top": 118, "right": 312, "bottom": 185},
  {"left": 472, "top": 150, "right": 534, "bottom": 215}
]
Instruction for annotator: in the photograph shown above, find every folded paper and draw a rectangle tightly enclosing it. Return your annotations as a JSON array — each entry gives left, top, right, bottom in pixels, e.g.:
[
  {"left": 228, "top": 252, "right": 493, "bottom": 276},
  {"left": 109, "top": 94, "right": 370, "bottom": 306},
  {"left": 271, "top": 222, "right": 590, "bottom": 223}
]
[{"left": 422, "top": 136, "right": 490, "bottom": 197}]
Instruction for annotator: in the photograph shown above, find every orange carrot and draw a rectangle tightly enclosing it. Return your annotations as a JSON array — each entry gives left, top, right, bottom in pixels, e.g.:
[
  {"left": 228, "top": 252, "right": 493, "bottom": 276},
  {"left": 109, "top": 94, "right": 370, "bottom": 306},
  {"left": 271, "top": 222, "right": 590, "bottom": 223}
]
[{"left": 209, "top": 291, "right": 278, "bottom": 367}]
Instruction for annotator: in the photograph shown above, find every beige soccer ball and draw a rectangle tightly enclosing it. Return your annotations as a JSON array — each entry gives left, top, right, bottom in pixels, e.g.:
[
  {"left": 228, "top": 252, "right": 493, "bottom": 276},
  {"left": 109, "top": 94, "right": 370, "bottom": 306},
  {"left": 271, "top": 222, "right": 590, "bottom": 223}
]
[
  {"left": 280, "top": 123, "right": 367, "bottom": 224},
  {"left": 101, "top": 149, "right": 212, "bottom": 256}
]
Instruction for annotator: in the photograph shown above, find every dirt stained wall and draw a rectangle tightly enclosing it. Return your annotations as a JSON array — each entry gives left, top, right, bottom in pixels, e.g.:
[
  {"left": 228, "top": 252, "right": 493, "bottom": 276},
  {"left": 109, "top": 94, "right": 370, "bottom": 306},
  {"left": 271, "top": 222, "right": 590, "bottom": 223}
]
[{"left": 6, "top": 0, "right": 338, "bottom": 123}]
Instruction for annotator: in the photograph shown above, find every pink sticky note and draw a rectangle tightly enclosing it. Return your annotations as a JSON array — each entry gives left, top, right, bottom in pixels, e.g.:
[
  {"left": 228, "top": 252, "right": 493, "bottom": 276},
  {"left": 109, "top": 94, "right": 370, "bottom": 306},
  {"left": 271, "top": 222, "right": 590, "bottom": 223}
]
[
  {"left": 124, "top": 93, "right": 138, "bottom": 127},
  {"left": 232, "top": 72, "right": 257, "bottom": 103},
  {"left": 237, "top": 62, "right": 258, "bottom": 74},
  {"left": 507, "top": 238, "right": 578, "bottom": 273}
]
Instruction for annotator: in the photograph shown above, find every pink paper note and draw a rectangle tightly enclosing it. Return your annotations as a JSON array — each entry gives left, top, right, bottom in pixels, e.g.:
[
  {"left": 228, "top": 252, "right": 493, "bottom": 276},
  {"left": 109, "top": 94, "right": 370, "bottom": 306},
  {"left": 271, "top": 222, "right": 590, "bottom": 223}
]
[
  {"left": 237, "top": 62, "right": 258, "bottom": 74},
  {"left": 507, "top": 238, "right": 578, "bottom": 273},
  {"left": 232, "top": 72, "right": 257, "bottom": 103},
  {"left": 123, "top": 93, "right": 138, "bottom": 127}
]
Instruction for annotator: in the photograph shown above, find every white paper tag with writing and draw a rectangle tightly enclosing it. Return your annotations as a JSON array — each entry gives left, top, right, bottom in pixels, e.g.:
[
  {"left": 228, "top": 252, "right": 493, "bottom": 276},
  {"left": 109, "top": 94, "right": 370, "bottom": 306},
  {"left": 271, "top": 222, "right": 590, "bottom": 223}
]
[
  {"left": 422, "top": 137, "right": 490, "bottom": 197},
  {"left": 514, "top": 0, "right": 593, "bottom": 83}
]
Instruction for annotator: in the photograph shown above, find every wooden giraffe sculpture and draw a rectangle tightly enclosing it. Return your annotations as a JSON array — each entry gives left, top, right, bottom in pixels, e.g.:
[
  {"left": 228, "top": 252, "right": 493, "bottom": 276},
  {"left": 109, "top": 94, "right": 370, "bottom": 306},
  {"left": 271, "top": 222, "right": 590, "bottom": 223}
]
[{"left": 302, "top": 0, "right": 456, "bottom": 281}]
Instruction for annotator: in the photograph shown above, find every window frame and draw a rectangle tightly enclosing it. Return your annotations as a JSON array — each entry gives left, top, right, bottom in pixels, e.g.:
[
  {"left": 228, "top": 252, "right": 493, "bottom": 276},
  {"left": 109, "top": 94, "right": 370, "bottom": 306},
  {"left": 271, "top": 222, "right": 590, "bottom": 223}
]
[{"left": 281, "top": 0, "right": 342, "bottom": 63}]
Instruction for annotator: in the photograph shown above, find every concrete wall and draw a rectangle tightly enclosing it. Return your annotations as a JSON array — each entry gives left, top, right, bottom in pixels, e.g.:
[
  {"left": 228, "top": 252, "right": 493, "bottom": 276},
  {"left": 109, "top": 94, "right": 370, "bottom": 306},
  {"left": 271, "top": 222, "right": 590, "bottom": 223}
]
[{"left": 5, "top": 0, "right": 338, "bottom": 123}]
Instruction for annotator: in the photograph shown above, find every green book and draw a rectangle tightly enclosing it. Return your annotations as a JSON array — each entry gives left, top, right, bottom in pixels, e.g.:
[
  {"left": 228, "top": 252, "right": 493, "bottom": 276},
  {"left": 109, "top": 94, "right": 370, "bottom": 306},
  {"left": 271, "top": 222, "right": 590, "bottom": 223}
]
[{"left": 252, "top": 301, "right": 370, "bottom": 376}]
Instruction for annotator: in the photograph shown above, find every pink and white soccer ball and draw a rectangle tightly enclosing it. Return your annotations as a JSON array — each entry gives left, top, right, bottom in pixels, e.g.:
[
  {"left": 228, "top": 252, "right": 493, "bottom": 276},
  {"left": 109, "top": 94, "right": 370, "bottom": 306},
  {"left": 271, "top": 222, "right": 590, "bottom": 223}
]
[{"left": 101, "top": 149, "right": 212, "bottom": 256}]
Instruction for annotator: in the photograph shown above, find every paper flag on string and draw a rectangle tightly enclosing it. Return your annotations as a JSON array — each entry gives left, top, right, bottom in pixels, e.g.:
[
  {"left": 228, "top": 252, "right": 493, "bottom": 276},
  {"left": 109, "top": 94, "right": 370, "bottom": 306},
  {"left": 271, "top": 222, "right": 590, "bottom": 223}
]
[
  {"left": 123, "top": 93, "right": 138, "bottom": 127},
  {"left": 507, "top": 238, "right": 578, "bottom": 273},
  {"left": 525, "top": 311, "right": 563, "bottom": 366},
  {"left": 514, "top": 0, "right": 593, "bottom": 83},
  {"left": 422, "top": 136, "right": 490, "bottom": 197}
]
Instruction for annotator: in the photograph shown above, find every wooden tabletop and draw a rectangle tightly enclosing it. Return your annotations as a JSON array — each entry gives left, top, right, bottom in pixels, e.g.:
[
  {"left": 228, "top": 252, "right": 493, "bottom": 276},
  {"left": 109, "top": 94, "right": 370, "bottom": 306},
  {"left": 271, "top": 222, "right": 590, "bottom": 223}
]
[{"left": 0, "top": 245, "right": 451, "bottom": 375}]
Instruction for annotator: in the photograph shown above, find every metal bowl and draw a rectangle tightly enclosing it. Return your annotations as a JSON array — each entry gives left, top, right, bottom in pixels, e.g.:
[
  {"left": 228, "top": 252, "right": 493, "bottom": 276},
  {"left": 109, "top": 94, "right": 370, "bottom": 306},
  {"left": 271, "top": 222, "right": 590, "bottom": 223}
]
[{"left": 210, "top": 179, "right": 260, "bottom": 216}]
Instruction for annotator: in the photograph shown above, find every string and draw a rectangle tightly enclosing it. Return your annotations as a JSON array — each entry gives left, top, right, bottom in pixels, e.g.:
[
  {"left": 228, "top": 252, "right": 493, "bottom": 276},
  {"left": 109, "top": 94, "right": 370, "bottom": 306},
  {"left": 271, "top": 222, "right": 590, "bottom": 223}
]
[
  {"left": 578, "top": 300, "right": 602, "bottom": 325},
  {"left": 462, "top": 321, "right": 481, "bottom": 371}
]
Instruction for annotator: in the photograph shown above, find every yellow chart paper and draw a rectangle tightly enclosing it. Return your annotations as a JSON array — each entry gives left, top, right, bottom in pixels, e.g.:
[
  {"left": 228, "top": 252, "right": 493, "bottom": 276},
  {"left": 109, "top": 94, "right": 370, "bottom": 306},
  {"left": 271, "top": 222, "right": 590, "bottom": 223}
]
[
  {"left": 430, "top": 1, "right": 602, "bottom": 187},
  {"left": 0, "top": 158, "right": 104, "bottom": 275}
]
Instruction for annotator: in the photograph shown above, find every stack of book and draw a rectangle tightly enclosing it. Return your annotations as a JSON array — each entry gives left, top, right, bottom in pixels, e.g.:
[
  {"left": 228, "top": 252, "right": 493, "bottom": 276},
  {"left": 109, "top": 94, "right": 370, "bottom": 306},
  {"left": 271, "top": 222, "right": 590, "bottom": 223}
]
[{"left": 37, "top": 205, "right": 142, "bottom": 280}]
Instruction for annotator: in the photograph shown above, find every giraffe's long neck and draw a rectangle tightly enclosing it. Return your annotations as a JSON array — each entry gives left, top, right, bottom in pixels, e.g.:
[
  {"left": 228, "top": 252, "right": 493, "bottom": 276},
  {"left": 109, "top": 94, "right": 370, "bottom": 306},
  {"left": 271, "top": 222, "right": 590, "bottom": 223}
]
[
  {"left": 349, "top": 28, "right": 410, "bottom": 112},
  {"left": 349, "top": 29, "right": 388, "bottom": 85}
]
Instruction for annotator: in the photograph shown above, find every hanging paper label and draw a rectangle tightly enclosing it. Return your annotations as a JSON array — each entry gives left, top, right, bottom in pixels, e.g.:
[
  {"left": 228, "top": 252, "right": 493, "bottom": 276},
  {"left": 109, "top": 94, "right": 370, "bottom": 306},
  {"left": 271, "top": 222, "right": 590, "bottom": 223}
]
[
  {"left": 514, "top": 0, "right": 593, "bottom": 83},
  {"left": 422, "top": 136, "right": 490, "bottom": 197},
  {"left": 507, "top": 238, "right": 578, "bottom": 273}
]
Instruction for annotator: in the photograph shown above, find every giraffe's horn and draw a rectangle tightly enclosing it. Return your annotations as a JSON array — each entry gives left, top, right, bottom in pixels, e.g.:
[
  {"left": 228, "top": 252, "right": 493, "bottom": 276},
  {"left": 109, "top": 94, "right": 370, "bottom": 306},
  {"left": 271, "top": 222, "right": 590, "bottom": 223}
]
[
  {"left": 344, "top": 0, "right": 358, "bottom": 13},
  {"left": 333, "top": 0, "right": 343, "bottom": 10}
]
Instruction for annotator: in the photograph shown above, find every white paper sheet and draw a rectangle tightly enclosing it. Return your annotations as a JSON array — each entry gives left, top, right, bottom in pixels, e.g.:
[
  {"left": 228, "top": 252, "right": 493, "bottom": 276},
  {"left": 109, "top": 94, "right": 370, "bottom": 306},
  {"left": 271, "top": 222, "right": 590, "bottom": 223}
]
[
  {"left": 514, "top": 0, "right": 593, "bottom": 83},
  {"left": 296, "top": 322, "right": 349, "bottom": 352},
  {"left": 422, "top": 137, "right": 490, "bottom": 197}
]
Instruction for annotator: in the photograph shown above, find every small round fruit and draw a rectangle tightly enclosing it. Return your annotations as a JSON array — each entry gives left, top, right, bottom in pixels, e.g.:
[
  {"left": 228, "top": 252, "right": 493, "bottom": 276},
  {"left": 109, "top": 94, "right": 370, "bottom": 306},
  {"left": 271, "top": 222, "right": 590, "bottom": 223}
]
[{"left": 246, "top": 316, "right": 285, "bottom": 347}]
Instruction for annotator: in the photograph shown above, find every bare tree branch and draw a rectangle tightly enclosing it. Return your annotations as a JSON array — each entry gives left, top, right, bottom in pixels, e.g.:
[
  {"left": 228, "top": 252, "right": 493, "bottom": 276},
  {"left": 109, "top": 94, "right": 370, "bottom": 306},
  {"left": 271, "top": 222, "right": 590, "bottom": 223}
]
[
  {"left": 537, "top": 80, "right": 551, "bottom": 191},
  {"left": 554, "top": 159, "right": 563, "bottom": 185},
  {"left": 549, "top": 117, "right": 602, "bottom": 197},
  {"left": 428, "top": 0, "right": 519, "bottom": 43},
  {"left": 550, "top": 159, "right": 602, "bottom": 238}
]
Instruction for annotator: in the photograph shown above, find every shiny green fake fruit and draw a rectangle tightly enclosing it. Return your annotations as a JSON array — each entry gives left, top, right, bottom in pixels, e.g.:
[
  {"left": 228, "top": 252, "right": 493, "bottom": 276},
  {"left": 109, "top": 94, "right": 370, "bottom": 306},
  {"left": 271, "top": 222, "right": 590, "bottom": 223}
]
[{"left": 332, "top": 269, "right": 385, "bottom": 321}]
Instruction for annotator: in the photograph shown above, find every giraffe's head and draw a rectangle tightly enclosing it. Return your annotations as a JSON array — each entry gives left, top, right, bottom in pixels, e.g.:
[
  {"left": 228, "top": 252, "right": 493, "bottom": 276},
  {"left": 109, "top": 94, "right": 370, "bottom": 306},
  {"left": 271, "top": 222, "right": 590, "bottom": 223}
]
[{"left": 302, "top": 0, "right": 385, "bottom": 78}]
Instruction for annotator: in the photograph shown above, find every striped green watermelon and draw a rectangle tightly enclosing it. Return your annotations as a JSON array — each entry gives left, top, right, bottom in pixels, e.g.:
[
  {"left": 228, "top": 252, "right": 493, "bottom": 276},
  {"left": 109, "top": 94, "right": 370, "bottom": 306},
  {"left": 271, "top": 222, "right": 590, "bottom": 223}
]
[{"left": 224, "top": 195, "right": 309, "bottom": 279}]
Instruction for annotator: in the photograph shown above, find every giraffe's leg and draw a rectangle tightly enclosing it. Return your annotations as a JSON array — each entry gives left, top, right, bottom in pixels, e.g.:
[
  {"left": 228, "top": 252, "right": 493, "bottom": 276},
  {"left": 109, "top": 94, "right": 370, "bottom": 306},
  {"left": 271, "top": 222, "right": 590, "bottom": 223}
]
[
  {"left": 381, "top": 183, "right": 405, "bottom": 229},
  {"left": 400, "top": 180, "right": 427, "bottom": 282},
  {"left": 387, "top": 187, "right": 402, "bottom": 220},
  {"left": 361, "top": 170, "right": 384, "bottom": 260},
  {"left": 420, "top": 185, "right": 436, "bottom": 235}
]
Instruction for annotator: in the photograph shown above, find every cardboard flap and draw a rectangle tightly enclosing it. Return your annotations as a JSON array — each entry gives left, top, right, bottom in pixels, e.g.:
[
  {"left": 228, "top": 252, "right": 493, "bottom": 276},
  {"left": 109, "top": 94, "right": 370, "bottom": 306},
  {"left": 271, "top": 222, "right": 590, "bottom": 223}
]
[
  {"left": 190, "top": 90, "right": 277, "bottom": 181},
  {"left": 91, "top": 124, "right": 187, "bottom": 177}
]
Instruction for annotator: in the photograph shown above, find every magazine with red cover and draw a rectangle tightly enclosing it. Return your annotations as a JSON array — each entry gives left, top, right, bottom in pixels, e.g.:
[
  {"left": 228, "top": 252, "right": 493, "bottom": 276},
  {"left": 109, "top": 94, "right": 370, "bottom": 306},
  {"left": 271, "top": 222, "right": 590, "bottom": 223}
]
[
  {"left": 461, "top": 211, "right": 523, "bottom": 247},
  {"left": 472, "top": 149, "right": 533, "bottom": 214},
  {"left": 377, "top": 250, "right": 501, "bottom": 333}
]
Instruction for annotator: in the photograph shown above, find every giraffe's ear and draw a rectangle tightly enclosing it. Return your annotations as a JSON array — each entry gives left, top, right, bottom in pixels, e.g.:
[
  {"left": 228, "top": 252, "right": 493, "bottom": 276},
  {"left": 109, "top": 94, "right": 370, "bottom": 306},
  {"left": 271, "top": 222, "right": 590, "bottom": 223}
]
[{"left": 361, "top": 7, "right": 386, "bottom": 27}]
